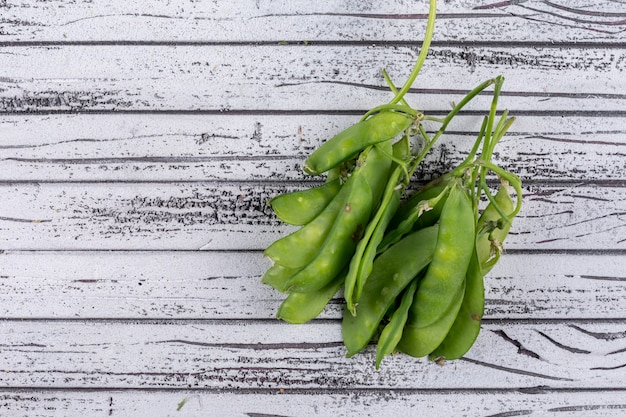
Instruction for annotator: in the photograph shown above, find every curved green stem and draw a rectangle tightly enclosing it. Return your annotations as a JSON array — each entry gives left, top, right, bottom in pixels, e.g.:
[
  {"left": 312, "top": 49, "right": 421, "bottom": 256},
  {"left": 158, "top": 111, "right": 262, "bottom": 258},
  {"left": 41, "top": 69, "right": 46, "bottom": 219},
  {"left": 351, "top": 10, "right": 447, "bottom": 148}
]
[
  {"left": 360, "top": 103, "right": 418, "bottom": 122},
  {"left": 407, "top": 78, "right": 496, "bottom": 178},
  {"left": 389, "top": 0, "right": 437, "bottom": 105},
  {"left": 477, "top": 160, "right": 523, "bottom": 220},
  {"left": 382, "top": 68, "right": 411, "bottom": 108}
]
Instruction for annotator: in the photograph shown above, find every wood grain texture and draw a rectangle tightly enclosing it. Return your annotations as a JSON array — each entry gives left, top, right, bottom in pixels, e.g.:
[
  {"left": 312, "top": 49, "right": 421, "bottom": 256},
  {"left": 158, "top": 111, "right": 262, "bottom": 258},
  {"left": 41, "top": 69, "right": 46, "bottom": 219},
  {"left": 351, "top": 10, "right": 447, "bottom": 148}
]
[
  {"left": 0, "top": 182, "right": 624, "bottom": 250},
  {"left": 1, "top": 0, "right": 625, "bottom": 43},
  {"left": 0, "top": 320, "right": 624, "bottom": 389},
  {"left": 1, "top": 0, "right": 625, "bottom": 413},
  {"left": 0, "top": 252, "right": 624, "bottom": 320},
  {"left": 2, "top": 389, "right": 626, "bottom": 417},
  {"left": 1, "top": 114, "right": 625, "bottom": 182},
  {"left": 0, "top": 45, "right": 624, "bottom": 113}
]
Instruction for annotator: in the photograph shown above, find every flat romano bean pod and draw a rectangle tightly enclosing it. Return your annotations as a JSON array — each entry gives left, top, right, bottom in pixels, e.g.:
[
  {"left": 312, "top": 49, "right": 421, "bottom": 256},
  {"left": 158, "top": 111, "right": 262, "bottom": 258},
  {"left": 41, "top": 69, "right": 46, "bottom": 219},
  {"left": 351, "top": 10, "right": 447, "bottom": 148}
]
[
  {"left": 269, "top": 179, "right": 341, "bottom": 226},
  {"left": 276, "top": 273, "right": 344, "bottom": 324},
  {"left": 342, "top": 225, "right": 439, "bottom": 357},
  {"left": 397, "top": 281, "right": 466, "bottom": 358},
  {"left": 411, "top": 182, "right": 475, "bottom": 328},
  {"left": 303, "top": 110, "right": 414, "bottom": 175},
  {"left": 375, "top": 278, "right": 419, "bottom": 369},
  {"left": 429, "top": 184, "right": 515, "bottom": 361}
]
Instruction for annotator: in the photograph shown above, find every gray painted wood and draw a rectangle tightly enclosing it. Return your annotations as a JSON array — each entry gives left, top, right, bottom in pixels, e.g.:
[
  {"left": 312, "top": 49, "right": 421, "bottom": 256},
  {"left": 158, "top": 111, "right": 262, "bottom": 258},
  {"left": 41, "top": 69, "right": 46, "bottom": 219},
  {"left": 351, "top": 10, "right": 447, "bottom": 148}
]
[
  {"left": 0, "top": 320, "right": 624, "bottom": 389},
  {"left": 0, "top": 182, "right": 624, "bottom": 250},
  {"left": 0, "top": 252, "right": 623, "bottom": 320},
  {"left": 1, "top": 0, "right": 625, "bottom": 414},
  {"left": 1, "top": 390, "right": 626, "bottom": 417},
  {"left": 1, "top": 114, "right": 625, "bottom": 182},
  {"left": 2, "top": 0, "right": 625, "bottom": 43},
  {"left": 0, "top": 44, "right": 623, "bottom": 113}
]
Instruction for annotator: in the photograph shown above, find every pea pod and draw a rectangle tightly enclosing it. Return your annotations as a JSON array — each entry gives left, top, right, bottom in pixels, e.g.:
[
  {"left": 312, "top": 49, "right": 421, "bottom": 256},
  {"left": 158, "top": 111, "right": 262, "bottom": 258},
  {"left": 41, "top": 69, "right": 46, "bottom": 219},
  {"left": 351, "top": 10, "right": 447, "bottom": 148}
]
[
  {"left": 477, "top": 183, "right": 516, "bottom": 275},
  {"left": 397, "top": 282, "right": 466, "bottom": 358},
  {"left": 304, "top": 110, "right": 414, "bottom": 175},
  {"left": 387, "top": 173, "right": 453, "bottom": 231},
  {"left": 429, "top": 184, "right": 515, "bottom": 361},
  {"left": 411, "top": 182, "right": 475, "bottom": 328},
  {"left": 263, "top": 180, "right": 351, "bottom": 269},
  {"left": 344, "top": 137, "right": 411, "bottom": 314},
  {"left": 378, "top": 174, "right": 452, "bottom": 253},
  {"left": 261, "top": 263, "right": 300, "bottom": 293},
  {"left": 285, "top": 173, "right": 373, "bottom": 292},
  {"left": 342, "top": 225, "right": 439, "bottom": 357},
  {"left": 269, "top": 179, "right": 341, "bottom": 226},
  {"left": 375, "top": 278, "right": 419, "bottom": 369},
  {"left": 276, "top": 273, "right": 344, "bottom": 324},
  {"left": 286, "top": 144, "right": 392, "bottom": 293}
]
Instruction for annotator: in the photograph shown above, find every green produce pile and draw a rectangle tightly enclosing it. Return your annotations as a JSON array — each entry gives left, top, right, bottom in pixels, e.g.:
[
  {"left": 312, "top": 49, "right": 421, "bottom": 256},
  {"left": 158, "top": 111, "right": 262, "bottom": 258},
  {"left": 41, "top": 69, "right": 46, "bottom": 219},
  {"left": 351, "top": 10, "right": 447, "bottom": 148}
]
[{"left": 262, "top": 0, "right": 522, "bottom": 368}]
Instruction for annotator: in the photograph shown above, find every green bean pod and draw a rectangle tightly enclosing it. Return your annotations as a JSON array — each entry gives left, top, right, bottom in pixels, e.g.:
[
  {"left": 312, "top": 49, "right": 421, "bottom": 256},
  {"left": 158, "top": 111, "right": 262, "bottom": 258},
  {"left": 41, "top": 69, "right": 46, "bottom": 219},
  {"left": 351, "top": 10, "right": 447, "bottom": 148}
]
[
  {"left": 375, "top": 278, "right": 419, "bottom": 369},
  {"left": 411, "top": 182, "right": 475, "bottom": 328},
  {"left": 429, "top": 184, "right": 515, "bottom": 361},
  {"left": 303, "top": 110, "right": 414, "bottom": 175},
  {"left": 269, "top": 179, "right": 341, "bottom": 226},
  {"left": 342, "top": 225, "right": 439, "bottom": 357},
  {"left": 276, "top": 273, "right": 344, "bottom": 324},
  {"left": 397, "top": 282, "right": 466, "bottom": 358}
]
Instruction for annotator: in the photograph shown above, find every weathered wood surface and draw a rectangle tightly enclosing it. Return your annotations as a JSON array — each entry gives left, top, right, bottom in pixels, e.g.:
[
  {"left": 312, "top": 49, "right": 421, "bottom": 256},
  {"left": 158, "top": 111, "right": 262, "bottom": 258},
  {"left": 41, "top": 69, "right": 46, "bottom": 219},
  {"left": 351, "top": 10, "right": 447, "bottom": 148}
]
[
  {"left": 1, "top": 0, "right": 626, "bottom": 415},
  {"left": 0, "top": 45, "right": 624, "bottom": 113},
  {"left": 0, "top": 252, "right": 624, "bottom": 320},
  {"left": 2, "top": 390, "right": 626, "bottom": 417},
  {"left": 0, "top": 182, "right": 624, "bottom": 250},
  {"left": 1, "top": 114, "right": 625, "bottom": 182},
  {"left": 0, "top": 320, "right": 624, "bottom": 389},
  {"left": 2, "top": 0, "right": 625, "bottom": 43}
]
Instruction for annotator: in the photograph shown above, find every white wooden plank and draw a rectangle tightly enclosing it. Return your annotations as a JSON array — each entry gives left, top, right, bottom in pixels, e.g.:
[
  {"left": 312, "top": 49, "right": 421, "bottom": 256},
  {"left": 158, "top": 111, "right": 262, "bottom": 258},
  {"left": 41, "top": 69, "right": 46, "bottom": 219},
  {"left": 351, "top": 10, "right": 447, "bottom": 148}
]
[
  {"left": 0, "top": 320, "right": 624, "bottom": 389},
  {"left": 2, "top": 0, "right": 625, "bottom": 43},
  {"left": 0, "top": 45, "right": 624, "bottom": 113},
  {"left": 0, "top": 252, "right": 624, "bottom": 320},
  {"left": 1, "top": 114, "right": 625, "bottom": 182},
  {"left": 1, "top": 389, "right": 626, "bottom": 417},
  {"left": 0, "top": 182, "right": 623, "bottom": 251}
]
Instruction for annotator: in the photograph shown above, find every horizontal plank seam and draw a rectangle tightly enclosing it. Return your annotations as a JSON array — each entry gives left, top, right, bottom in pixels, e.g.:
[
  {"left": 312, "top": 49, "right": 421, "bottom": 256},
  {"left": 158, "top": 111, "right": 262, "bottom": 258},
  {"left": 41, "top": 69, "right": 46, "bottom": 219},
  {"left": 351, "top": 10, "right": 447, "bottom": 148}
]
[
  {"left": 0, "top": 179, "right": 625, "bottom": 187},
  {"left": 1, "top": 41, "right": 626, "bottom": 49},
  {"left": 0, "top": 387, "right": 624, "bottom": 394},
  {"left": 3, "top": 110, "right": 626, "bottom": 117},
  {"left": 2, "top": 249, "right": 626, "bottom": 256},
  {"left": 0, "top": 318, "right": 623, "bottom": 325}
]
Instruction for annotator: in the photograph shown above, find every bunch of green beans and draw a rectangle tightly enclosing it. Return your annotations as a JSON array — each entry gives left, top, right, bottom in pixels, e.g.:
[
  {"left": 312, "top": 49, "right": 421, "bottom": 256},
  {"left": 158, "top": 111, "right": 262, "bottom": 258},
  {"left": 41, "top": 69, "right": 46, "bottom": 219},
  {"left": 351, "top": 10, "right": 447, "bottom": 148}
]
[{"left": 262, "top": 0, "right": 523, "bottom": 368}]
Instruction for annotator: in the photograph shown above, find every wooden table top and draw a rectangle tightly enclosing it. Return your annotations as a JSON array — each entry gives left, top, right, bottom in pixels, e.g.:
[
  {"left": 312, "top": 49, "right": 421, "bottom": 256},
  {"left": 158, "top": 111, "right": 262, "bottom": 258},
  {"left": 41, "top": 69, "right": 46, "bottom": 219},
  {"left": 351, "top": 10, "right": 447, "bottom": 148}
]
[{"left": 1, "top": 1, "right": 625, "bottom": 415}]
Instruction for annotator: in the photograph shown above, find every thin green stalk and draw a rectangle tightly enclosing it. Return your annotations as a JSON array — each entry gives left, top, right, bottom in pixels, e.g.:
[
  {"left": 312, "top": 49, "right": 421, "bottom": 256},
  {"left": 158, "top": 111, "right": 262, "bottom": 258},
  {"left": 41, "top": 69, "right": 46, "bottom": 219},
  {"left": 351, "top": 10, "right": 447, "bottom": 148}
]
[
  {"left": 382, "top": 68, "right": 411, "bottom": 108},
  {"left": 407, "top": 78, "right": 496, "bottom": 178},
  {"left": 389, "top": 0, "right": 438, "bottom": 105}
]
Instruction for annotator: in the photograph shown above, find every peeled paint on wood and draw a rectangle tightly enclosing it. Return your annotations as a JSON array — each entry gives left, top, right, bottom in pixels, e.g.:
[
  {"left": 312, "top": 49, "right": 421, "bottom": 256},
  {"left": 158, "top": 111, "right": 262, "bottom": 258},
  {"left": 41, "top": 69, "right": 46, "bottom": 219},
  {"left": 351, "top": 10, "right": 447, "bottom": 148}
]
[
  {"left": 2, "top": 0, "right": 625, "bottom": 43},
  {"left": 0, "top": 320, "right": 624, "bottom": 389}
]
